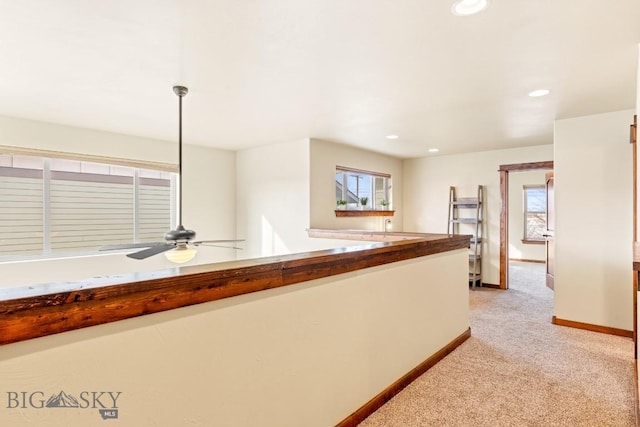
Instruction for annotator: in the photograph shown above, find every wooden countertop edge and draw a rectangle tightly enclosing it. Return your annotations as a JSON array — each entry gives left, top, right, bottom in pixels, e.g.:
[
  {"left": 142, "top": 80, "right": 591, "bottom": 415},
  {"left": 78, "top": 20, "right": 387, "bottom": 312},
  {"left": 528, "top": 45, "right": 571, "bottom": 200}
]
[{"left": 0, "top": 233, "right": 470, "bottom": 346}]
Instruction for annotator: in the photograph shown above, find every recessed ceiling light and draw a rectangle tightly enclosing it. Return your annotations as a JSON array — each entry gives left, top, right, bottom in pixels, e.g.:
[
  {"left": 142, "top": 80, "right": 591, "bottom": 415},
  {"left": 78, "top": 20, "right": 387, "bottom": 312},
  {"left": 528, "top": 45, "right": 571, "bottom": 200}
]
[
  {"left": 528, "top": 89, "right": 550, "bottom": 97},
  {"left": 386, "top": 135, "right": 399, "bottom": 140},
  {"left": 451, "top": 0, "right": 490, "bottom": 16},
  {"left": 428, "top": 148, "right": 439, "bottom": 153}
]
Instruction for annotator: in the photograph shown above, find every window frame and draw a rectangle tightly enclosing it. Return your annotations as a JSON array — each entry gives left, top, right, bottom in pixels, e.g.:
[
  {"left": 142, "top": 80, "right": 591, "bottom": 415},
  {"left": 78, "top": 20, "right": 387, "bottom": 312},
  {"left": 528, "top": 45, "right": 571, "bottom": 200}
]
[
  {"left": 0, "top": 150, "right": 176, "bottom": 262},
  {"left": 335, "top": 166, "right": 392, "bottom": 211}
]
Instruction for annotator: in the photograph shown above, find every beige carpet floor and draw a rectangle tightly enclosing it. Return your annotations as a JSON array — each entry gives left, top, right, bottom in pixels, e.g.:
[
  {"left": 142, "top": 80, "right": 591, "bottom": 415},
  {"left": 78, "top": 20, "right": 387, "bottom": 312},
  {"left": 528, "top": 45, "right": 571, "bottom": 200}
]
[{"left": 359, "top": 261, "right": 635, "bottom": 427}]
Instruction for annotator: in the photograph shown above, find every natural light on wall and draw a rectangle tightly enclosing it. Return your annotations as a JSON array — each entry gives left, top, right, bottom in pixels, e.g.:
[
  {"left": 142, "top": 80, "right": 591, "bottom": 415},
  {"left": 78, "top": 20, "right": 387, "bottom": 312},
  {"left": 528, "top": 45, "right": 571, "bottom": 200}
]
[{"left": 261, "top": 216, "right": 288, "bottom": 256}]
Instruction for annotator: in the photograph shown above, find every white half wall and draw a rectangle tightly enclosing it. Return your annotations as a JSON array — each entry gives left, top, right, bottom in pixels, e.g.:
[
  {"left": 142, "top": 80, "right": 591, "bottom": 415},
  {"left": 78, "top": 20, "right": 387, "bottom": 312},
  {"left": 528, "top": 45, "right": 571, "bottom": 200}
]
[
  {"left": 403, "top": 144, "right": 554, "bottom": 285},
  {"left": 310, "top": 139, "right": 404, "bottom": 232},
  {"left": 0, "top": 116, "right": 237, "bottom": 287},
  {"left": 554, "top": 109, "right": 634, "bottom": 330},
  {"left": 0, "top": 249, "right": 469, "bottom": 427},
  {"left": 508, "top": 170, "right": 547, "bottom": 262}
]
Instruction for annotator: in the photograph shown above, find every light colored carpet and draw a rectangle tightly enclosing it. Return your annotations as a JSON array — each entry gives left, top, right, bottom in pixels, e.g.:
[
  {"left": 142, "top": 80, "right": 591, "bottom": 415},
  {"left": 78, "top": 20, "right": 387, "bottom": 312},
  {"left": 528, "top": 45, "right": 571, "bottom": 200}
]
[{"left": 359, "top": 261, "right": 635, "bottom": 427}]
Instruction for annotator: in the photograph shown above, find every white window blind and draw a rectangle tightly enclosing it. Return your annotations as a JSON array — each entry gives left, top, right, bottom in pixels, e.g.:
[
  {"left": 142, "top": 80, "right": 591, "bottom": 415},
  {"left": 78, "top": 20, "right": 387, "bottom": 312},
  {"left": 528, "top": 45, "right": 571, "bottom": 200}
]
[
  {"left": 0, "top": 167, "right": 44, "bottom": 256},
  {"left": 50, "top": 172, "right": 135, "bottom": 252},
  {"left": 138, "top": 179, "right": 171, "bottom": 243}
]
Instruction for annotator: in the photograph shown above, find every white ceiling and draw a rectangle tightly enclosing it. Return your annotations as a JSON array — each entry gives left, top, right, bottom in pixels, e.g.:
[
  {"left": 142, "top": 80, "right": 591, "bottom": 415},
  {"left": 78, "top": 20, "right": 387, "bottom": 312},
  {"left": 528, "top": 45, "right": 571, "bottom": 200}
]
[{"left": 0, "top": 0, "right": 638, "bottom": 159}]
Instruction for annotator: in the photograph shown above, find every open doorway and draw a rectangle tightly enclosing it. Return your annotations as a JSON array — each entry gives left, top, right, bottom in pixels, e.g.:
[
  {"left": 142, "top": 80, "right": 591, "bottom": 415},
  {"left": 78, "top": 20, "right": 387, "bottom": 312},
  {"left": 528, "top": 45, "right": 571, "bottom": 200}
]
[{"left": 499, "top": 161, "right": 553, "bottom": 290}]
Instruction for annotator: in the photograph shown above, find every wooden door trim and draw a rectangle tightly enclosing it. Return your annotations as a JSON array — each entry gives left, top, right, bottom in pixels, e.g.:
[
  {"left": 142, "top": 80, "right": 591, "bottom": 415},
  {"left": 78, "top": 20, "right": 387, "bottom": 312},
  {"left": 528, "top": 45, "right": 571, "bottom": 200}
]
[
  {"left": 499, "top": 161, "right": 554, "bottom": 172},
  {"left": 499, "top": 161, "right": 554, "bottom": 290},
  {"left": 632, "top": 114, "right": 637, "bottom": 241},
  {"left": 499, "top": 170, "right": 508, "bottom": 289}
]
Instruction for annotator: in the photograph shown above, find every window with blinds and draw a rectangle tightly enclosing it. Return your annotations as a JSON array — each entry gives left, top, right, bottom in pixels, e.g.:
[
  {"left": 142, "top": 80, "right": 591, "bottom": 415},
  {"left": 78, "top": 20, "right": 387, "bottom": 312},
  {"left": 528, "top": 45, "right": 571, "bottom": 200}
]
[{"left": 0, "top": 154, "right": 174, "bottom": 260}]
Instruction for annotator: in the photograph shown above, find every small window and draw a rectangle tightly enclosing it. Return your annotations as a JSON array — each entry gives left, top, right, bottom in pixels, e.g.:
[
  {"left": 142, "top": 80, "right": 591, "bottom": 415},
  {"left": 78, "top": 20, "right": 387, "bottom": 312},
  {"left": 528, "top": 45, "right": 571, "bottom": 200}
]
[
  {"left": 523, "top": 185, "right": 546, "bottom": 243},
  {"left": 335, "top": 166, "right": 391, "bottom": 210}
]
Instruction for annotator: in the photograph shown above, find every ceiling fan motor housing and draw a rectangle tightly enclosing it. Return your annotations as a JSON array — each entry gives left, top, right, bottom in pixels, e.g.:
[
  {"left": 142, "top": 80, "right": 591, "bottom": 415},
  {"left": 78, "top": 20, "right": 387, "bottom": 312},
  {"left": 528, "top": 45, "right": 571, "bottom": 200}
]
[{"left": 165, "top": 226, "right": 196, "bottom": 242}]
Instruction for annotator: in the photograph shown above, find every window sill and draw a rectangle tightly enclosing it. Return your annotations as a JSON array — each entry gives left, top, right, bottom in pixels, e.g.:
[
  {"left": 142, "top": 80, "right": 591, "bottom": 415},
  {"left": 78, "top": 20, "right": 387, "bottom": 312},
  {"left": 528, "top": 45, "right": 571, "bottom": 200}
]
[
  {"left": 521, "top": 239, "right": 545, "bottom": 245},
  {"left": 335, "top": 210, "right": 395, "bottom": 217}
]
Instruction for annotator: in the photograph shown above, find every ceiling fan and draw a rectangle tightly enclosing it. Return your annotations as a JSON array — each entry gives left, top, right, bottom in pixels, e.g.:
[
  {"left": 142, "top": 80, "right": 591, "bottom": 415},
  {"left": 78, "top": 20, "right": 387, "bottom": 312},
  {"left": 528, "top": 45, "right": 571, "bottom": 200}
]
[{"left": 100, "top": 85, "right": 243, "bottom": 263}]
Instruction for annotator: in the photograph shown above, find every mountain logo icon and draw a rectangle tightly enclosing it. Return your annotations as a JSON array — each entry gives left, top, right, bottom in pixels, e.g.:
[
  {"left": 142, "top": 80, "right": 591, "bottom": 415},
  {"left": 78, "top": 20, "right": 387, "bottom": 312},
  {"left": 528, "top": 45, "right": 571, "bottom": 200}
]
[{"left": 45, "top": 391, "right": 80, "bottom": 408}]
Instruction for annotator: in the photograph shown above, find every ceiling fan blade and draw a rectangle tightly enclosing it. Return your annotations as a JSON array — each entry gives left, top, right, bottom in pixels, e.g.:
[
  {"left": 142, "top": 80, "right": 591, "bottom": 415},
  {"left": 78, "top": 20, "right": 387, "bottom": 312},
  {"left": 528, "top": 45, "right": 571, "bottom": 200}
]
[
  {"left": 100, "top": 242, "right": 164, "bottom": 251},
  {"left": 193, "top": 243, "right": 243, "bottom": 250},
  {"left": 127, "top": 243, "right": 175, "bottom": 260},
  {"left": 192, "top": 239, "right": 245, "bottom": 245}
]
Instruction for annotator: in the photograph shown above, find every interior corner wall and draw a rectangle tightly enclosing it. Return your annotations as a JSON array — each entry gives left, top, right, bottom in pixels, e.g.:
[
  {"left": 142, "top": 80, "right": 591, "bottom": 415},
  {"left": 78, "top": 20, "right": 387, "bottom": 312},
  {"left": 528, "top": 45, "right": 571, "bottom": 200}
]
[
  {"left": 508, "top": 170, "right": 547, "bottom": 262},
  {"left": 0, "top": 116, "right": 237, "bottom": 287},
  {"left": 309, "top": 139, "right": 404, "bottom": 232},
  {"left": 403, "top": 144, "right": 554, "bottom": 286},
  {"left": 554, "top": 109, "right": 634, "bottom": 330},
  {"left": 235, "top": 139, "right": 316, "bottom": 259}
]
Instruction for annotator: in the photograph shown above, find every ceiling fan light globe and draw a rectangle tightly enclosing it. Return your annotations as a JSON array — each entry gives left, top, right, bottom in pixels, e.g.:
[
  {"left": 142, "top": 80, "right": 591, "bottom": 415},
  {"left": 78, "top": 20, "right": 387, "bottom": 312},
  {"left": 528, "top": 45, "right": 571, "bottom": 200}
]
[{"left": 165, "top": 246, "right": 197, "bottom": 264}]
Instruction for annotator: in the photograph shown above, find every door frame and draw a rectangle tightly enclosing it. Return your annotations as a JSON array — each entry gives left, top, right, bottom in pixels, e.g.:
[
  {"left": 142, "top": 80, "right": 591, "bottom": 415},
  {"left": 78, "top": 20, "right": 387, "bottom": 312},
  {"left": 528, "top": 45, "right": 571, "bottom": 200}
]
[{"left": 499, "top": 161, "right": 554, "bottom": 290}]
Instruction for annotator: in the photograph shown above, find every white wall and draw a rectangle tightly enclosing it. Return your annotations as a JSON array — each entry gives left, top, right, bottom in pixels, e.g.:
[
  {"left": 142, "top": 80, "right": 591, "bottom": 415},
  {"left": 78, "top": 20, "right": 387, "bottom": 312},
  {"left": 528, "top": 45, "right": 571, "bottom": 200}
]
[
  {"left": 554, "top": 109, "right": 634, "bottom": 330},
  {"left": 0, "top": 116, "right": 237, "bottom": 287},
  {"left": 236, "top": 139, "right": 312, "bottom": 259},
  {"left": 0, "top": 115, "right": 176, "bottom": 164},
  {"left": 403, "top": 144, "right": 554, "bottom": 285},
  {"left": 508, "top": 170, "right": 547, "bottom": 262},
  {"left": 0, "top": 249, "right": 469, "bottom": 427},
  {"left": 309, "top": 139, "right": 404, "bottom": 232},
  {"left": 236, "top": 139, "right": 400, "bottom": 259}
]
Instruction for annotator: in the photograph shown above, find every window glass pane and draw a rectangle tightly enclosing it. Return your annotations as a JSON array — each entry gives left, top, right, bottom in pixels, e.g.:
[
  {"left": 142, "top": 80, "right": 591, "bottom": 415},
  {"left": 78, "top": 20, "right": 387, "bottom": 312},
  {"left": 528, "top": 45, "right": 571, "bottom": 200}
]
[
  {"left": 374, "top": 176, "right": 387, "bottom": 207},
  {"left": 526, "top": 212, "right": 546, "bottom": 239},
  {"left": 139, "top": 177, "right": 171, "bottom": 243},
  {"left": 335, "top": 172, "right": 344, "bottom": 201},
  {"left": 346, "top": 174, "right": 360, "bottom": 205},
  {"left": 0, "top": 158, "right": 44, "bottom": 256},
  {"left": 526, "top": 187, "right": 546, "bottom": 212},
  {"left": 524, "top": 186, "right": 546, "bottom": 240},
  {"left": 0, "top": 154, "right": 11, "bottom": 167},
  {"left": 50, "top": 173, "right": 134, "bottom": 253},
  {"left": 11, "top": 155, "right": 44, "bottom": 170},
  {"left": 50, "top": 158, "right": 81, "bottom": 172},
  {"left": 111, "top": 166, "right": 135, "bottom": 177},
  {"left": 139, "top": 169, "right": 164, "bottom": 179},
  {"left": 80, "top": 161, "right": 111, "bottom": 175}
]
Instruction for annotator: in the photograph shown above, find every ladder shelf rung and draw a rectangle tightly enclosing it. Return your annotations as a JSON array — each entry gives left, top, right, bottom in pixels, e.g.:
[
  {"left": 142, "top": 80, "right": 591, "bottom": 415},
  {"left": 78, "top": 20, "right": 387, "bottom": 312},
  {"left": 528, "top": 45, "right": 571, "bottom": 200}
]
[
  {"left": 450, "top": 218, "right": 480, "bottom": 224},
  {"left": 452, "top": 198, "right": 480, "bottom": 207}
]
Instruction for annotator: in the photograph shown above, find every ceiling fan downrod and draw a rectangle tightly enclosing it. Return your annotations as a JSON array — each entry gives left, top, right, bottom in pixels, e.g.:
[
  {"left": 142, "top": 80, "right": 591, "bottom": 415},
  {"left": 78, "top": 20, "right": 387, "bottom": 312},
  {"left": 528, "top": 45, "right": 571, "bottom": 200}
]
[{"left": 167, "top": 85, "right": 196, "bottom": 242}]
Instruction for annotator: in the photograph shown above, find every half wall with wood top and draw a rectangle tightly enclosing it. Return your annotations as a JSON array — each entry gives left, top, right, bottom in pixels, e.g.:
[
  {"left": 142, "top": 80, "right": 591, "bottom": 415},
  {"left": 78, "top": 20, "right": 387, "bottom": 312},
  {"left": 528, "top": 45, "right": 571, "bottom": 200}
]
[{"left": 0, "top": 234, "right": 469, "bottom": 426}]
